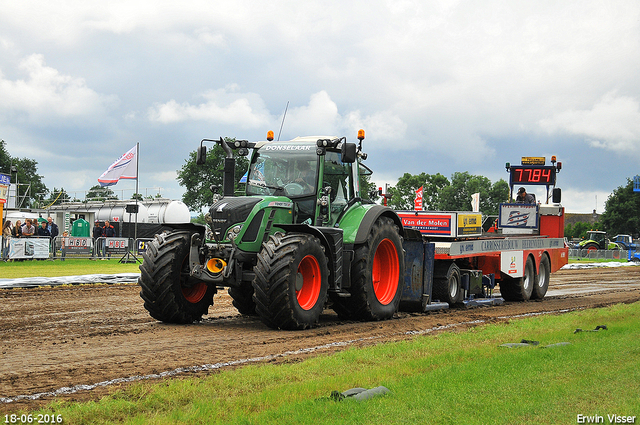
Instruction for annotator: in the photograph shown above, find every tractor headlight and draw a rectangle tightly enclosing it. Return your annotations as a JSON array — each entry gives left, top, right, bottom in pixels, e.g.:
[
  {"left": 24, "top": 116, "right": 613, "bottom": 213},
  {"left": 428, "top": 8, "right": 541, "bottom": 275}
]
[{"left": 227, "top": 225, "right": 243, "bottom": 240}]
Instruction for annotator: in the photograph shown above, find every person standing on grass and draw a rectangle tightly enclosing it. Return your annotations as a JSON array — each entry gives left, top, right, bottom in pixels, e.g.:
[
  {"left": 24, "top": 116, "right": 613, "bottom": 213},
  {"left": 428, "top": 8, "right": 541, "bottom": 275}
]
[
  {"left": 102, "top": 220, "right": 116, "bottom": 259},
  {"left": 47, "top": 217, "right": 59, "bottom": 260},
  {"left": 2, "top": 220, "right": 12, "bottom": 261},
  {"left": 93, "top": 220, "right": 103, "bottom": 259},
  {"left": 60, "top": 231, "right": 69, "bottom": 261}
]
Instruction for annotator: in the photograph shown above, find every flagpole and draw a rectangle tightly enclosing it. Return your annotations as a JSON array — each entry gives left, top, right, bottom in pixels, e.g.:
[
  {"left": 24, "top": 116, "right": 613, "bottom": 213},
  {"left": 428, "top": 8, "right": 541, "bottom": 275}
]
[{"left": 135, "top": 142, "right": 139, "bottom": 241}]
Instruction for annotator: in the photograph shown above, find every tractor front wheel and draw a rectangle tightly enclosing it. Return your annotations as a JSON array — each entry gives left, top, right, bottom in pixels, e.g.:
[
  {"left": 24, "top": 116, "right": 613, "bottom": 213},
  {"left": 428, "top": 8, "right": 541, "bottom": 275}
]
[
  {"left": 252, "top": 232, "right": 328, "bottom": 330},
  {"left": 331, "top": 217, "right": 404, "bottom": 321},
  {"left": 229, "top": 282, "right": 257, "bottom": 315},
  {"left": 138, "top": 231, "right": 215, "bottom": 323}
]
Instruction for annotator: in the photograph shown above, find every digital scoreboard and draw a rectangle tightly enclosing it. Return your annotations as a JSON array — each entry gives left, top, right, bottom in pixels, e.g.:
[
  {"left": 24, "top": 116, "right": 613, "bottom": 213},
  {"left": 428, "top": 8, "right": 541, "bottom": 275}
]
[{"left": 509, "top": 166, "right": 556, "bottom": 186}]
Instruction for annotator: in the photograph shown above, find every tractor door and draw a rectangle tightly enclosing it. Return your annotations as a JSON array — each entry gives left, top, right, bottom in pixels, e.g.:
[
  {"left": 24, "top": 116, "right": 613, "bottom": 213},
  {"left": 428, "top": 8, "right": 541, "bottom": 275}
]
[{"left": 322, "top": 151, "right": 356, "bottom": 226}]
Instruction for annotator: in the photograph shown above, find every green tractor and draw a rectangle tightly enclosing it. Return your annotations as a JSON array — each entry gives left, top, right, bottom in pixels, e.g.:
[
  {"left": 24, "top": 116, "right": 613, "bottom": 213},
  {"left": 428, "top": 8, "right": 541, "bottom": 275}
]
[
  {"left": 138, "top": 130, "right": 405, "bottom": 330},
  {"left": 577, "top": 230, "right": 618, "bottom": 251}
]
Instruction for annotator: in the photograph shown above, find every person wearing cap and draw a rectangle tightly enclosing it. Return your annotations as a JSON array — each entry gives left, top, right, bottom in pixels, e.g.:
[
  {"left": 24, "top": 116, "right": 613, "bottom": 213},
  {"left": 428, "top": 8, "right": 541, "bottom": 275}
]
[{"left": 516, "top": 187, "right": 535, "bottom": 204}]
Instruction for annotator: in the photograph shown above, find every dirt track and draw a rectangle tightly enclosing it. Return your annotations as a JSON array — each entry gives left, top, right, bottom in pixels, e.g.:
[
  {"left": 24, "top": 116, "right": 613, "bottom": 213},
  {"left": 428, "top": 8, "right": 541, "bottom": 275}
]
[{"left": 1, "top": 266, "right": 640, "bottom": 412}]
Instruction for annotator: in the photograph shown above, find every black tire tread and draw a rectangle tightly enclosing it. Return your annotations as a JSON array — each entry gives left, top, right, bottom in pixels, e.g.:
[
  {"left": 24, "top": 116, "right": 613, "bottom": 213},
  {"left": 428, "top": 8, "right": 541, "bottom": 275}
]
[
  {"left": 252, "top": 232, "right": 328, "bottom": 330},
  {"left": 330, "top": 216, "right": 403, "bottom": 321},
  {"left": 138, "top": 231, "right": 214, "bottom": 323}
]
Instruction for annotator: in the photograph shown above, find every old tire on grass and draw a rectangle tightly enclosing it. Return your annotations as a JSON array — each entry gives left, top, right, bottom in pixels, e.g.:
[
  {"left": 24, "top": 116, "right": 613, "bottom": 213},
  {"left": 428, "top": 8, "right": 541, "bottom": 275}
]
[
  {"left": 331, "top": 216, "right": 404, "bottom": 321},
  {"left": 138, "top": 231, "right": 214, "bottom": 323},
  {"left": 499, "top": 255, "right": 535, "bottom": 302},
  {"left": 432, "top": 262, "right": 463, "bottom": 305},
  {"left": 252, "top": 232, "right": 328, "bottom": 330},
  {"left": 531, "top": 254, "right": 550, "bottom": 300}
]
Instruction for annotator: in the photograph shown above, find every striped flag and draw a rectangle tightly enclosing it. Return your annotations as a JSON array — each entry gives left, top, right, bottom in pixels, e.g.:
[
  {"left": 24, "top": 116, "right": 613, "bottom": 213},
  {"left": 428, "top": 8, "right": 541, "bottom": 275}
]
[{"left": 98, "top": 145, "right": 138, "bottom": 187}]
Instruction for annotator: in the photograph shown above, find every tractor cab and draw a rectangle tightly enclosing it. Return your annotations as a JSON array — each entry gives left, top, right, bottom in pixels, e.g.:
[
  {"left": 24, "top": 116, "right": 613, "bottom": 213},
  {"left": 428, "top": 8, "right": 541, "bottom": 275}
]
[
  {"left": 578, "top": 230, "right": 617, "bottom": 251},
  {"left": 245, "top": 136, "right": 359, "bottom": 226},
  {"left": 587, "top": 231, "right": 608, "bottom": 250}
]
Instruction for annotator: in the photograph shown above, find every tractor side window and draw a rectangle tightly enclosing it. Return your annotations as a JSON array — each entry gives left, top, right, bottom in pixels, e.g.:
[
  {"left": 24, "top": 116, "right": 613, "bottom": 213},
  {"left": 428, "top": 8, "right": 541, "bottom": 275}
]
[{"left": 324, "top": 152, "right": 352, "bottom": 222}]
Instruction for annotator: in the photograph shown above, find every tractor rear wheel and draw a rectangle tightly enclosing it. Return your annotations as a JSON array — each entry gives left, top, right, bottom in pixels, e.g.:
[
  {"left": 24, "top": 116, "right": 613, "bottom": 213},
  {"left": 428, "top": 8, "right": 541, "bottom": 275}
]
[
  {"left": 331, "top": 217, "right": 404, "bottom": 321},
  {"left": 252, "top": 232, "right": 328, "bottom": 330},
  {"left": 499, "top": 255, "right": 535, "bottom": 302},
  {"left": 584, "top": 243, "right": 599, "bottom": 252},
  {"left": 138, "top": 230, "right": 215, "bottom": 323},
  {"left": 531, "top": 254, "right": 550, "bottom": 299}
]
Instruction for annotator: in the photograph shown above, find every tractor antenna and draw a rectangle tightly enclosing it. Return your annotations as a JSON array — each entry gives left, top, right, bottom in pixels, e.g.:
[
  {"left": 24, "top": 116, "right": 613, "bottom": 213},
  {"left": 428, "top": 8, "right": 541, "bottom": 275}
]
[{"left": 277, "top": 101, "right": 289, "bottom": 141}]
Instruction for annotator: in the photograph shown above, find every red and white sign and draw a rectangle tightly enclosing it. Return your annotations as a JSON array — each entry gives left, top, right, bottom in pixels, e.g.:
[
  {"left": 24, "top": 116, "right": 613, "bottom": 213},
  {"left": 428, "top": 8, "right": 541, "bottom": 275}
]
[{"left": 414, "top": 186, "right": 423, "bottom": 211}]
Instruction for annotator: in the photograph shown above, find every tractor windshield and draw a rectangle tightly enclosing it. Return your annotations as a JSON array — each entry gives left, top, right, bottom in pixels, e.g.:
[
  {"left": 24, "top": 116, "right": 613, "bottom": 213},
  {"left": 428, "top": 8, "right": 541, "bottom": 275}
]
[{"left": 247, "top": 144, "right": 318, "bottom": 198}]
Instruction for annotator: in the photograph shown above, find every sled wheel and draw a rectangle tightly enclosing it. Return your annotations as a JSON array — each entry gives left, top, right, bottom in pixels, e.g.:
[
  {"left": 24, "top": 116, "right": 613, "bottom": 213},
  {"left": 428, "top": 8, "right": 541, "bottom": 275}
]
[
  {"left": 499, "top": 255, "right": 535, "bottom": 302},
  {"left": 433, "top": 262, "right": 462, "bottom": 305},
  {"left": 531, "top": 254, "right": 550, "bottom": 300}
]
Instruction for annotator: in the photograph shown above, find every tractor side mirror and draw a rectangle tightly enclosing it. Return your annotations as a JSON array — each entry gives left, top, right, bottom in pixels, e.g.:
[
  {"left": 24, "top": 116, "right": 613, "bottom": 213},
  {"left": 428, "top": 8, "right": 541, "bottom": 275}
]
[
  {"left": 552, "top": 187, "right": 561, "bottom": 203},
  {"left": 196, "top": 146, "right": 207, "bottom": 165},
  {"left": 341, "top": 143, "right": 357, "bottom": 163}
]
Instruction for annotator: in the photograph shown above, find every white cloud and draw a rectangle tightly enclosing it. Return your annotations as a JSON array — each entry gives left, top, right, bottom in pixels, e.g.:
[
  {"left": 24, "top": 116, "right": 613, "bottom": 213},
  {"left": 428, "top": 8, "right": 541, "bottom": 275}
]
[
  {"left": 0, "top": 54, "right": 118, "bottom": 124},
  {"left": 147, "top": 85, "right": 271, "bottom": 128},
  {"left": 538, "top": 92, "right": 640, "bottom": 154}
]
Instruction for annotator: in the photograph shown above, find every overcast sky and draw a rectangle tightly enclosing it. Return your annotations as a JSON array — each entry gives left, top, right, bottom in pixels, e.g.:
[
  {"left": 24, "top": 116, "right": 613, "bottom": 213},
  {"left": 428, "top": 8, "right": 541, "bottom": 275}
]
[{"left": 1, "top": 1, "right": 639, "bottom": 214}]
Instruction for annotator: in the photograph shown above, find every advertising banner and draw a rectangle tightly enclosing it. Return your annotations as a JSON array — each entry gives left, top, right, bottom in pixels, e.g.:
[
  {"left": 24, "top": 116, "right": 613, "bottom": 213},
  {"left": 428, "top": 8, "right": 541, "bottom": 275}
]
[
  {"left": 0, "top": 173, "right": 9, "bottom": 204},
  {"left": 499, "top": 203, "right": 539, "bottom": 229},
  {"left": 398, "top": 212, "right": 453, "bottom": 237},
  {"left": 414, "top": 186, "right": 423, "bottom": 211},
  {"left": 136, "top": 238, "right": 154, "bottom": 255},
  {"left": 500, "top": 251, "right": 524, "bottom": 278},
  {"left": 105, "top": 238, "right": 129, "bottom": 254},
  {"left": 61, "top": 237, "right": 93, "bottom": 254},
  {"left": 457, "top": 213, "right": 482, "bottom": 236},
  {"left": 9, "top": 238, "right": 50, "bottom": 259}
]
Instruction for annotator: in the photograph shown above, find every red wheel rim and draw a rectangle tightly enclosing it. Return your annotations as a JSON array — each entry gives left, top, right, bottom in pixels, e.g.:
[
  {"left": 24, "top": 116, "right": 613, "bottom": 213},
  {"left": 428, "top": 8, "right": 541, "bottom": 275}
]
[
  {"left": 372, "top": 238, "right": 399, "bottom": 305},
  {"left": 182, "top": 282, "right": 208, "bottom": 303},
  {"left": 296, "top": 255, "right": 321, "bottom": 310},
  {"left": 587, "top": 245, "right": 597, "bottom": 252}
]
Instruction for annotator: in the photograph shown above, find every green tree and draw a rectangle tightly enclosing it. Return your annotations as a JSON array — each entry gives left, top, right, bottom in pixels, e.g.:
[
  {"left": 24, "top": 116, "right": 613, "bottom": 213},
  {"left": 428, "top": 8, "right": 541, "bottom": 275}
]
[
  {"left": 387, "top": 172, "right": 449, "bottom": 210},
  {"left": 86, "top": 184, "right": 118, "bottom": 202},
  {"left": 44, "top": 188, "right": 72, "bottom": 206},
  {"left": 0, "top": 140, "right": 11, "bottom": 173},
  {"left": 601, "top": 178, "right": 640, "bottom": 237},
  {"left": 177, "top": 141, "right": 249, "bottom": 211},
  {"left": 387, "top": 171, "right": 507, "bottom": 214},
  {"left": 565, "top": 221, "right": 602, "bottom": 240},
  {"left": 438, "top": 172, "right": 509, "bottom": 215},
  {"left": 0, "top": 140, "right": 49, "bottom": 208}
]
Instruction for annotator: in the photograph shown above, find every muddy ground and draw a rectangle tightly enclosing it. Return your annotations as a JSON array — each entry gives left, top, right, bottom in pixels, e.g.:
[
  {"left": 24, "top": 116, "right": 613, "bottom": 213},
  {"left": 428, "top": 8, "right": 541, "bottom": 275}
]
[{"left": 1, "top": 266, "right": 639, "bottom": 412}]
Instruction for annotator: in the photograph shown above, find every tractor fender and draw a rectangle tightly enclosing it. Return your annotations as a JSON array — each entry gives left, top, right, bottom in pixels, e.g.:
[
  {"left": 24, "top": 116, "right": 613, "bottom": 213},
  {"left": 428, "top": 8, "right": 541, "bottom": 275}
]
[
  {"left": 161, "top": 223, "right": 207, "bottom": 240},
  {"left": 339, "top": 205, "right": 403, "bottom": 245},
  {"left": 276, "top": 224, "right": 335, "bottom": 255}
]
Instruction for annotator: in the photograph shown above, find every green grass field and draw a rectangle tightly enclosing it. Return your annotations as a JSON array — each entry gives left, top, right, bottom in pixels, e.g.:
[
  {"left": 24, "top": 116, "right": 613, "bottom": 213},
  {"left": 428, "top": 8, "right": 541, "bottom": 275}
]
[
  {"left": 0, "top": 258, "right": 140, "bottom": 279},
  {"left": 16, "top": 300, "right": 639, "bottom": 425}
]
